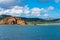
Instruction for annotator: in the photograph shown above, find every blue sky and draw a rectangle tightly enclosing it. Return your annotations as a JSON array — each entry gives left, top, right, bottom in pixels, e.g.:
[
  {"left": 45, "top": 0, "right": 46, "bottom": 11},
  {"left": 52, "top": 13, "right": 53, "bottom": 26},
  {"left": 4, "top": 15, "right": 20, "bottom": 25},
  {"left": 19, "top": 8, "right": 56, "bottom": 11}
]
[{"left": 0, "top": 0, "right": 60, "bottom": 18}]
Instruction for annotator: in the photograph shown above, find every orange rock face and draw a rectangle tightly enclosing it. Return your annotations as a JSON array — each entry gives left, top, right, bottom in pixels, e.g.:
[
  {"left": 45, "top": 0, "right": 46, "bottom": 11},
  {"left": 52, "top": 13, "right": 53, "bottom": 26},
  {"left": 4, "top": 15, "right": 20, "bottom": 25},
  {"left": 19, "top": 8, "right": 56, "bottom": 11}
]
[
  {"left": 0, "top": 17, "right": 26, "bottom": 25},
  {"left": 17, "top": 19, "right": 26, "bottom": 25}
]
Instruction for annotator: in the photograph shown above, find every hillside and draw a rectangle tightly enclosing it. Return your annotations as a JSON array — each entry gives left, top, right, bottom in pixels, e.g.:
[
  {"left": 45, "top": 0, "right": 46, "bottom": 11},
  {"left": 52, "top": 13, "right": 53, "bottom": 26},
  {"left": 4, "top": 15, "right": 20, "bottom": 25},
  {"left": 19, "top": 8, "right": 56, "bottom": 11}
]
[
  {"left": 0, "top": 15, "right": 27, "bottom": 25},
  {"left": 0, "top": 15, "right": 60, "bottom": 24}
]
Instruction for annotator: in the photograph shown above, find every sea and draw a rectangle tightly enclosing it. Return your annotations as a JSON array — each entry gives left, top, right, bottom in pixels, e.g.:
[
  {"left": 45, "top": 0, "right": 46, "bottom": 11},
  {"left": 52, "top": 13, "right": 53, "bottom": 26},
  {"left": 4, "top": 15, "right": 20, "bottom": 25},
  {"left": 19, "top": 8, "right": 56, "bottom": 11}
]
[{"left": 0, "top": 24, "right": 60, "bottom": 40}]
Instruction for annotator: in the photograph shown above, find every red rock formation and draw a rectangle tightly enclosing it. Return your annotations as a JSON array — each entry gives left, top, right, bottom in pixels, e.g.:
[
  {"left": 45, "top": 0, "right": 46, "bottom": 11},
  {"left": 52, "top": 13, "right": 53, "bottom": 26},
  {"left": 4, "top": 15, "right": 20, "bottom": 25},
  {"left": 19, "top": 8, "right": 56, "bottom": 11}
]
[{"left": 0, "top": 17, "right": 26, "bottom": 25}]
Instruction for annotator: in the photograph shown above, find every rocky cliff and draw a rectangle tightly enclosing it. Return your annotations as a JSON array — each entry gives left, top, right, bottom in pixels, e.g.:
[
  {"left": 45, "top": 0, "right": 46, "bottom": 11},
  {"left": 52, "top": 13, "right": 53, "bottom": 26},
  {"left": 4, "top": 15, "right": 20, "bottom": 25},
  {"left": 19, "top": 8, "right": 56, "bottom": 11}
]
[{"left": 0, "top": 17, "right": 26, "bottom": 25}]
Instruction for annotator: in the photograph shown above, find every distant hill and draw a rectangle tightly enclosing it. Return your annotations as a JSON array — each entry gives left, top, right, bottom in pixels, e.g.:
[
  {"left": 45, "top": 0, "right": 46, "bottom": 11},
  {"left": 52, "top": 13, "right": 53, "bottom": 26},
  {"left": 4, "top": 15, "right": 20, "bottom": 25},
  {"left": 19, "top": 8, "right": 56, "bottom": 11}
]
[
  {"left": 0, "top": 15, "right": 12, "bottom": 20},
  {"left": 0, "top": 15, "right": 60, "bottom": 23}
]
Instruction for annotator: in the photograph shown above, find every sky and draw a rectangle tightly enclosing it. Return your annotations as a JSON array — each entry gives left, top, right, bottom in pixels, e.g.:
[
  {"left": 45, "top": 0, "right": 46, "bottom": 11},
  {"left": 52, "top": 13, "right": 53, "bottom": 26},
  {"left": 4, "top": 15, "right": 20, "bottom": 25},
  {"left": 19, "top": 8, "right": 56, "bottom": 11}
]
[{"left": 0, "top": 0, "right": 60, "bottom": 18}]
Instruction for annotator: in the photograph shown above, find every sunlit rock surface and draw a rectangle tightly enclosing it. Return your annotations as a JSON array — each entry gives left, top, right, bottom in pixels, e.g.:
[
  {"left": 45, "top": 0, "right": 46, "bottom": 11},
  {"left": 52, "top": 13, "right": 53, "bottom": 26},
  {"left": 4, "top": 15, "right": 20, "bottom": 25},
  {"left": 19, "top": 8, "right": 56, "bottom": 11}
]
[{"left": 0, "top": 17, "right": 26, "bottom": 25}]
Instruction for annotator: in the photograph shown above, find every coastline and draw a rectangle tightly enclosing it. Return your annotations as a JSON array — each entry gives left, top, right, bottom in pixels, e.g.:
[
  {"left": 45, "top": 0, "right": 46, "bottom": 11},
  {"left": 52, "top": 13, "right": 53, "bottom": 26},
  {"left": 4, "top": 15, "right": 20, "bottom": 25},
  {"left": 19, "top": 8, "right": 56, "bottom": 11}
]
[{"left": 0, "top": 23, "right": 60, "bottom": 26}]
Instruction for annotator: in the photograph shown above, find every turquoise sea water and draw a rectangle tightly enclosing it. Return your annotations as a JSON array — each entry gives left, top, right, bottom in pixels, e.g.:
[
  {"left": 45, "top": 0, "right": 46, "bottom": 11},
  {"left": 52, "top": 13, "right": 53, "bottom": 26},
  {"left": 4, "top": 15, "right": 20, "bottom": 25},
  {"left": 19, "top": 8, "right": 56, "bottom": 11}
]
[{"left": 0, "top": 24, "right": 60, "bottom": 40}]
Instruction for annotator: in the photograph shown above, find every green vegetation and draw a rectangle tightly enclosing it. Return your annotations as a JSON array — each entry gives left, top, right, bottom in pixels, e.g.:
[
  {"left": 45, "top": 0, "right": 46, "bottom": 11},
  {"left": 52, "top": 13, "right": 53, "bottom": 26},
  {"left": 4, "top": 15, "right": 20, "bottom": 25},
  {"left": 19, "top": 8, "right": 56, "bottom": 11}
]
[
  {"left": 0, "top": 15, "right": 60, "bottom": 25},
  {"left": 26, "top": 21, "right": 58, "bottom": 25}
]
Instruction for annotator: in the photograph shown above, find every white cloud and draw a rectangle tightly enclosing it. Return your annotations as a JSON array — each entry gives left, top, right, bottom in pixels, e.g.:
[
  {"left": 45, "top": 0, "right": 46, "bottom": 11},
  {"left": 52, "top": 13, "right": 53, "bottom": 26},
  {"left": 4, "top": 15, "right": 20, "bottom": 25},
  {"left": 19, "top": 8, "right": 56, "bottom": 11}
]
[
  {"left": 30, "top": 6, "right": 54, "bottom": 17},
  {"left": 36, "top": 13, "right": 41, "bottom": 17},
  {"left": 31, "top": 8, "right": 41, "bottom": 17},
  {"left": 55, "top": 0, "right": 60, "bottom": 3},
  {"left": 6, "top": 6, "right": 23, "bottom": 16},
  {"left": 44, "top": 14, "right": 49, "bottom": 17},
  {"left": 47, "top": 6, "right": 54, "bottom": 10},
  {"left": 0, "top": 8, "right": 5, "bottom": 15},
  {"left": 0, "top": 5, "right": 54, "bottom": 17},
  {"left": 41, "top": 6, "right": 54, "bottom": 13},
  {"left": 40, "top": 8, "right": 47, "bottom": 12},
  {"left": 24, "top": 5, "right": 30, "bottom": 14},
  {"left": 0, "top": 6, "right": 23, "bottom": 16},
  {"left": 0, "top": 0, "right": 14, "bottom": 3},
  {"left": 26, "top": 14, "right": 30, "bottom": 17},
  {"left": 31, "top": 8, "right": 41, "bottom": 14},
  {"left": 0, "top": 11, "right": 4, "bottom": 15}
]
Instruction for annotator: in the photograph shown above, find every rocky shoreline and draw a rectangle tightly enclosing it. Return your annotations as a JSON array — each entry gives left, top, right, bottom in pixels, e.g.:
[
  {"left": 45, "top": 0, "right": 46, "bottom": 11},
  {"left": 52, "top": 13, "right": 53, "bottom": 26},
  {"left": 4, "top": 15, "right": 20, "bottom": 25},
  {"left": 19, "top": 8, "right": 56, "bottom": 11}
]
[{"left": 0, "top": 17, "right": 26, "bottom": 25}]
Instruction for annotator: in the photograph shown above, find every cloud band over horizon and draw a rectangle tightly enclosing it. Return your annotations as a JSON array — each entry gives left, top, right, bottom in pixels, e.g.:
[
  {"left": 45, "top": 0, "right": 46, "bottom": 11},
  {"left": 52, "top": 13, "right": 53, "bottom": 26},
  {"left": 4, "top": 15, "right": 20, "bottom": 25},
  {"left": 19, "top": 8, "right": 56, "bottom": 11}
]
[
  {"left": 0, "top": 0, "right": 59, "bottom": 18},
  {"left": 0, "top": 5, "right": 54, "bottom": 18}
]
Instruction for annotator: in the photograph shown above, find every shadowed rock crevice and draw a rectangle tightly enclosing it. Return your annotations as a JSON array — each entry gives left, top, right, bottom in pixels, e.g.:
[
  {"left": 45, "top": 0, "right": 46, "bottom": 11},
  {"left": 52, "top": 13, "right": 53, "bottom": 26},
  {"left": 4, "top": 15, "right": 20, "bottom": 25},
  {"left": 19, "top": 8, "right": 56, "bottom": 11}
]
[{"left": 0, "top": 17, "right": 26, "bottom": 25}]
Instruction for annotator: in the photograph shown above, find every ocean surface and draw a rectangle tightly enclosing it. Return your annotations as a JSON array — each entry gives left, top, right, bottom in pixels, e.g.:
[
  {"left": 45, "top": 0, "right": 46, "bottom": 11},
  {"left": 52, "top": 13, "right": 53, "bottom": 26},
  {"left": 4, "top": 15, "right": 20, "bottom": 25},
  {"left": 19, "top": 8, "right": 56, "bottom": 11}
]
[{"left": 0, "top": 24, "right": 60, "bottom": 40}]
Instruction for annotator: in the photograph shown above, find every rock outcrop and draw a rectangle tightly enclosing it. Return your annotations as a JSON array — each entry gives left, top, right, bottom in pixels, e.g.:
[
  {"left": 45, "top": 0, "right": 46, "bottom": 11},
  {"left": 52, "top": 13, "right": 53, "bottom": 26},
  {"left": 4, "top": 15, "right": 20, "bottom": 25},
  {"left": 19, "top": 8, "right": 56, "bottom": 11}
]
[{"left": 0, "top": 17, "right": 26, "bottom": 25}]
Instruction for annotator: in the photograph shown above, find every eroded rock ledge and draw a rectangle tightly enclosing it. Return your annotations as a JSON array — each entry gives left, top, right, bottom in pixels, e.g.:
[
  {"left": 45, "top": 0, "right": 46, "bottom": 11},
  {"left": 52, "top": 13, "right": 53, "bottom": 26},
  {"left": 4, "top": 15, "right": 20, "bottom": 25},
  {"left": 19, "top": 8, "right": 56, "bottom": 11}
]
[{"left": 0, "top": 17, "right": 26, "bottom": 25}]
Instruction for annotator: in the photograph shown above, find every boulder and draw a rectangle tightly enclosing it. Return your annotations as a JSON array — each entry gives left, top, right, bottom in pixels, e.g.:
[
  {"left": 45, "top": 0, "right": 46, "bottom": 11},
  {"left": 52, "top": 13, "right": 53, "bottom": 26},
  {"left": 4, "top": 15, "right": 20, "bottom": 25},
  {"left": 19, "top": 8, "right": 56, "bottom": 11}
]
[{"left": 0, "top": 17, "right": 26, "bottom": 25}]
